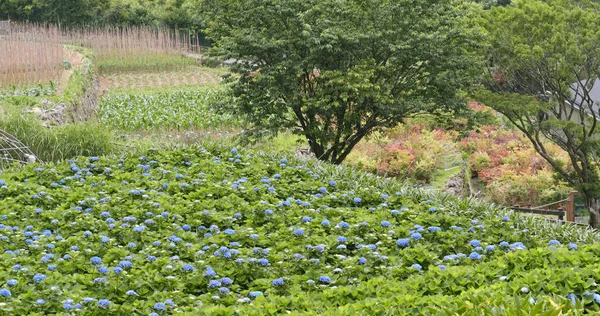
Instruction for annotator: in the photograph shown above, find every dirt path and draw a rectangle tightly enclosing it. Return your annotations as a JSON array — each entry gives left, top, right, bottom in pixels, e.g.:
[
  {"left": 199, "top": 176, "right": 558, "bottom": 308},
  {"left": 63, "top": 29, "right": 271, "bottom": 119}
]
[{"left": 56, "top": 48, "right": 84, "bottom": 96}]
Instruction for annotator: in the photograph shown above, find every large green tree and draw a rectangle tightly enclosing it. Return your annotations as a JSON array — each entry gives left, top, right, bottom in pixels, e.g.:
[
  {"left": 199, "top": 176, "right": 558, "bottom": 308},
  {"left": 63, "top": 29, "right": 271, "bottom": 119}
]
[
  {"left": 476, "top": 0, "right": 600, "bottom": 226},
  {"left": 202, "top": 0, "right": 480, "bottom": 164}
]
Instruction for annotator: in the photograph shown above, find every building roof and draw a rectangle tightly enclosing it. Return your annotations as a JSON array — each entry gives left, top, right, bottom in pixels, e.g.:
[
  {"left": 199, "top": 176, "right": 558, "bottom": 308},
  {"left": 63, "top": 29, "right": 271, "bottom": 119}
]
[{"left": 569, "top": 78, "right": 600, "bottom": 119}]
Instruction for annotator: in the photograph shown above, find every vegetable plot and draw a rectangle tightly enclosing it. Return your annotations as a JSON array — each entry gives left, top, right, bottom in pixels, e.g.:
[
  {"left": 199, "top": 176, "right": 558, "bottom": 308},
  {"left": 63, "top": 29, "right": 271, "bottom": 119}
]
[
  {"left": 0, "top": 147, "right": 599, "bottom": 314},
  {"left": 98, "top": 87, "right": 237, "bottom": 131}
]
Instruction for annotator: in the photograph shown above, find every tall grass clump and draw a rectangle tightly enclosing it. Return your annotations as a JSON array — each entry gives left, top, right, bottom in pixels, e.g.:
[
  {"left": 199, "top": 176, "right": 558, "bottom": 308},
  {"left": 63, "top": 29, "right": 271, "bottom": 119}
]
[
  {"left": 0, "top": 22, "right": 63, "bottom": 88},
  {"left": 0, "top": 112, "right": 115, "bottom": 163}
]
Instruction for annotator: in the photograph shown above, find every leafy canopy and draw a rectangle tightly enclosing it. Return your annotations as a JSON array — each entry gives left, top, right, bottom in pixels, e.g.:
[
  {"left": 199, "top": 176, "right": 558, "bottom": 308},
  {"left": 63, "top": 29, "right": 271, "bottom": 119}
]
[
  {"left": 203, "top": 0, "right": 480, "bottom": 163},
  {"left": 476, "top": 0, "right": 600, "bottom": 226}
]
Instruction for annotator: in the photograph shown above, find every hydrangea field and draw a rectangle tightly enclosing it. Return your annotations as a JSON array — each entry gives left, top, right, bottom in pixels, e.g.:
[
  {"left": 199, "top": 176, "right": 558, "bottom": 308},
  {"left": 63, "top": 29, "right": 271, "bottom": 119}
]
[{"left": 1, "top": 146, "right": 600, "bottom": 314}]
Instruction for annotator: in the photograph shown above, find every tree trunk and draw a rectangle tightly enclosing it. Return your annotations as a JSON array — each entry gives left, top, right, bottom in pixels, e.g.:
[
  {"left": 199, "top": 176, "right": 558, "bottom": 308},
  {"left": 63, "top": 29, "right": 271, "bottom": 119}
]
[{"left": 584, "top": 194, "right": 600, "bottom": 228}]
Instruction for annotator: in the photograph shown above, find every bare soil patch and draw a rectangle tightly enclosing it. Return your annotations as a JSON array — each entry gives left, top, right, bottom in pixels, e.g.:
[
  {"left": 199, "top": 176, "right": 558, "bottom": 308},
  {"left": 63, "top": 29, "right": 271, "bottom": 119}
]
[{"left": 99, "top": 68, "right": 222, "bottom": 93}]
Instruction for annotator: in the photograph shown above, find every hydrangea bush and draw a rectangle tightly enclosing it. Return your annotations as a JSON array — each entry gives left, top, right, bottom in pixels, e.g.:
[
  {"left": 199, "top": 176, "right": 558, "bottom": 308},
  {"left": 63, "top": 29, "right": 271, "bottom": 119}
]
[{"left": 0, "top": 146, "right": 600, "bottom": 314}]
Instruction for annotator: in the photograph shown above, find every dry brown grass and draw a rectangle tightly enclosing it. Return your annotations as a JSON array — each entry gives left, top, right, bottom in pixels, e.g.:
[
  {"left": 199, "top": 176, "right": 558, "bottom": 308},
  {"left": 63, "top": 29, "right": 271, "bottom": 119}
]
[
  {"left": 0, "top": 23, "right": 63, "bottom": 88},
  {"left": 0, "top": 22, "right": 205, "bottom": 87},
  {"left": 63, "top": 25, "right": 203, "bottom": 73},
  {"left": 65, "top": 25, "right": 191, "bottom": 59}
]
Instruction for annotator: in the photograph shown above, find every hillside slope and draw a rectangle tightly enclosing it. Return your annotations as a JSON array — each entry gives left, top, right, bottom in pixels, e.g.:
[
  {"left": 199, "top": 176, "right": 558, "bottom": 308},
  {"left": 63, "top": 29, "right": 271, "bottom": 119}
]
[{"left": 0, "top": 144, "right": 598, "bottom": 314}]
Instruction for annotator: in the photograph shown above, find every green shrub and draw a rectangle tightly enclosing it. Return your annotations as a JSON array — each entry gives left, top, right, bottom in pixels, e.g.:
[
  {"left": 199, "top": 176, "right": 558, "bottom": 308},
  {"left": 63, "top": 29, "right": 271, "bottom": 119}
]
[{"left": 469, "top": 151, "right": 492, "bottom": 174}]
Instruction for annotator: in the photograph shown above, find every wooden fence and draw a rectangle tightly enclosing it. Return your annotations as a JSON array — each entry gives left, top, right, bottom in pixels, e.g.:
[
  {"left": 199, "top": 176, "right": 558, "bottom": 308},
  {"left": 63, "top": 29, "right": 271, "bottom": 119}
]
[{"left": 511, "top": 191, "right": 587, "bottom": 225}]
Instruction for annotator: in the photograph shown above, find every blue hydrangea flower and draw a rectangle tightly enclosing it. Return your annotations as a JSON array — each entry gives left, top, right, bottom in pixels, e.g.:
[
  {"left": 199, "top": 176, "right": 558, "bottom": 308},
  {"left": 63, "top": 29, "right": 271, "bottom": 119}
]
[
  {"left": 249, "top": 291, "right": 264, "bottom": 298},
  {"left": 353, "top": 197, "right": 362, "bottom": 203},
  {"left": 208, "top": 280, "right": 221, "bottom": 288},
  {"left": 470, "top": 240, "right": 481, "bottom": 247},
  {"left": 113, "top": 267, "right": 123, "bottom": 274},
  {"left": 259, "top": 258, "right": 269, "bottom": 266},
  {"left": 410, "top": 232, "right": 422, "bottom": 240},
  {"left": 272, "top": 278, "right": 285, "bottom": 286},
  {"left": 469, "top": 252, "right": 482, "bottom": 260},
  {"left": 567, "top": 293, "right": 576, "bottom": 305},
  {"left": 485, "top": 245, "right": 495, "bottom": 252},
  {"left": 204, "top": 267, "right": 216, "bottom": 277},
  {"left": 568, "top": 243, "right": 578, "bottom": 250},
  {"left": 182, "top": 264, "right": 194, "bottom": 272},
  {"left": 94, "top": 277, "right": 106, "bottom": 283},
  {"left": 98, "top": 299, "right": 110, "bottom": 308},
  {"left": 358, "top": 257, "right": 367, "bottom": 265},
  {"left": 133, "top": 226, "right": 146, "bottom": 232},
  {"left": 119, "top": 261, "right": 133, "bottom": 269},
  {"left": 338, "top": 221, "right": 350, "bottom": 229},
  {"left": 33, "top": 274, "right": 46, "bottom": 283},
  {"left": 411, "top": 264, "right": 422, "bottom": 270},
  {"left": 319, "top": 276, "right": 331, "bottom": 284},
  {"left": 220, "top": 277, "right": 233, "bottom": 285},
  {"left": 397, "top": 238, "right": 410, "bottom": 247},
  {"left": 549, "top": 240, "right": 561, "bottom": 246},
  {"left": 510, "top": 242, "right": 527, "bottom": 250},
  {"left": 126, "top": 290, "right": 137, "bottom": 296},
  {"left": 216, "top": 286, "right": 229, "bottom": 294},
  {"left": 380, "top": 220, "right": 391, "bottom": 227},
  {"left": 6, "top": 279, "right": 17, "bottom": 286},
  {"left": 90, "top": 256, "right": 102, "bottom": 265},
  {"left": 36, "top": 299, "right": 46, "bottom": 305},
  {"left": 98, "top": 266, "right": 109, "bottom": 274},
  {"left": 293, "top": 228, "right": 304, "bottom": 236},
  {"left": 0, "top": 289, "right": 11, "bottom": 297},
  {"left": 153, "top": 302, "right": 167, "bottom": 310},
  {"left": 499, "top": 241, "right": 509, "bottom": 247},
  {"left": 83, "top": 297, "right": 96, "bottom": 304},
  {"left": 428, "top": 226, "right": 441, "bottom": 232}
]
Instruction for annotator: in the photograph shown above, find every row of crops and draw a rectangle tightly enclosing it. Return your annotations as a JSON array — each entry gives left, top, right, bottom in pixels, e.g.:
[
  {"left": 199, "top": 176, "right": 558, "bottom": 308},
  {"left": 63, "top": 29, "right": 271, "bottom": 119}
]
[
  {"left": 0, "top": 145, "right": 599, "bottom": 314},
  {"left": 98, "top": 86, "right": 239, "bottom": 132}
]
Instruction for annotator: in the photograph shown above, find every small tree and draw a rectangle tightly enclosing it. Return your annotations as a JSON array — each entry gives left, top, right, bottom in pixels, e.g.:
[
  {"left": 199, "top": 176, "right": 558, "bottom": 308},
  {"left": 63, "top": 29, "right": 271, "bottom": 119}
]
[
  {"left": 476, "top": 0, "right": 600, "bottom": 226},
  {"left": 202, "top": 0, "right": 479, "bottom": 164}
]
